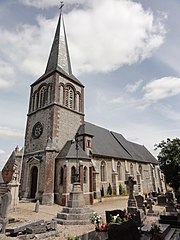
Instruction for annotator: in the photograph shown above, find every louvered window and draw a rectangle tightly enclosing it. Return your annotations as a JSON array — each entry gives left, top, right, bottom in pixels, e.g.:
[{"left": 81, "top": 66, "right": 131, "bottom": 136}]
[{"left": 65, "top": 86, "right": 74, "bottom": 109}]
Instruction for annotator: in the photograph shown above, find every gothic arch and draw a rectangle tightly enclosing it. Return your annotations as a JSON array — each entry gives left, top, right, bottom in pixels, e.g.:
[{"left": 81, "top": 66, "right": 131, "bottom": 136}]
[
  {"left": 117, "top": 161, "right": 122, "bottom": 180},
  {"left": 65, "top": 83, "right": 76, "bottom": 110},
  {"left": 71, "top": 166, "right": 76, "bottom": 183},
  {"left": 83, "top": 166, "right": 88, "bottom": 184},
  {"left": 30, "top": 166, "right": 38, "bottom": 198},
  {"left": 100, "top": 161, "right": 106, "bottom": 182}
]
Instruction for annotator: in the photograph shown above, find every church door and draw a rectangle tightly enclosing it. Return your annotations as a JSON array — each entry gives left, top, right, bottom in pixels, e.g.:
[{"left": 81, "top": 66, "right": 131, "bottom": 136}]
[{"left": 30, "top": 166, "right": 38, "bottom": 198}]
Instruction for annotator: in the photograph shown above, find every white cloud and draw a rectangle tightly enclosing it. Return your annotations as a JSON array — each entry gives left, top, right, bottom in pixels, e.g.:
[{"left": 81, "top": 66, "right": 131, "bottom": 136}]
[
  {"left": 67, "top": 0, "right": 166, "bottom": 74},
  {"left": 0, "top": 0, "right": 166, "bottom": 81},
  {"left": 0, "top": 149, "right": 5, "bottom": 155},
  {"left": 0, "top": 60, "right": 15, "bottom": 89},
  {"left": 142, "top": 77, "right": 180, "bottom": 105},
  {"left": 0, "top": 127, "right": 23, "bottom": 139},
  {"left": 125, "top": 80, "right": 143, "bottom": 93}
]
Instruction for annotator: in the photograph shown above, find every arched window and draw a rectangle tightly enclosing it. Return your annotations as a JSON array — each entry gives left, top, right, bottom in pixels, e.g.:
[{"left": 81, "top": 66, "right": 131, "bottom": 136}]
[
  {"left": 65, "top": 86, "right": 74, "bottom": 109},
  {"left": 138, "top": 164, "right": 143, "bottom": 179},
  {"left": 130, "top": 163, "right": 134, "bottom": 176},
  {"left": 83, "top": 166, "right": 88, "bottom": 184},
  {"left": 71, "top": 166, "right": 76, "bottom": 183},
  {"left": 59, "top": 167, "right": 64, "bottom": 185},
  {"left": 117, "top": 161, "right": 121, "bottom": 180},
  {"left": 100, "top": 161, "right": 106, "bottom": 182}
]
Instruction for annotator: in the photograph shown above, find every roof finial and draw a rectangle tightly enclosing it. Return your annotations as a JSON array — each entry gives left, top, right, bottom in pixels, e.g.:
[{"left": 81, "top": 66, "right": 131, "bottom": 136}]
[{"left": 59, "top": 1, "right": 64, "bottom": 12}]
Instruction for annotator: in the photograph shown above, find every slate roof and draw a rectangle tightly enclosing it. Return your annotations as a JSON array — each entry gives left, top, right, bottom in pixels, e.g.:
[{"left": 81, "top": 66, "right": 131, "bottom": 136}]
[
  {"left": 78, "top": 122, "right": 158, "bottom": 164},
  {"left": 32, "top": 11, "right": 83, "bottom": 87},
  {"left": 56, "top": 140, "right": 90, "bottom": 160}
]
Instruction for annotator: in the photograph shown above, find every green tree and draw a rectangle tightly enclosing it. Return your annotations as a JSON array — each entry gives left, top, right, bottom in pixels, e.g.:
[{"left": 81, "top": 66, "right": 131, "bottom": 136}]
[{"left": 155, "top": 138, "right": 180, "bottom": 191}]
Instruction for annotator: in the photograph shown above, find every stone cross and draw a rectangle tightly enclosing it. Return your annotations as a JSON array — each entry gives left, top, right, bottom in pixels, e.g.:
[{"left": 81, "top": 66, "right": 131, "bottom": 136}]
[{"left": 125, "top": 176, "right": 136, "bottom": 199}]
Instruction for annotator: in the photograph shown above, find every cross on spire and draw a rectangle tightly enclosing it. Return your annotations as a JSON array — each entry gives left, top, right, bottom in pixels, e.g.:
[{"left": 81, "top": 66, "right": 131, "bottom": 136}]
[{"left": 59, "top": 1, "right": 64, "bottom": 11}]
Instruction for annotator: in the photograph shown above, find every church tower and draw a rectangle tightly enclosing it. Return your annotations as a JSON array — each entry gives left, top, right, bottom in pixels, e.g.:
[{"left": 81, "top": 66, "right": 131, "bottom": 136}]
[{"left": 21, "top": 9, "right": 84, "bottom": 205}]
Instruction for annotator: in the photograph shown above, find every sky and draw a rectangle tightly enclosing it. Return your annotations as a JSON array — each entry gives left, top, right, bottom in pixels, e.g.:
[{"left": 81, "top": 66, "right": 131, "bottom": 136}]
[{"left": 0, "top": 0, "right": 180, "bottom": 170}]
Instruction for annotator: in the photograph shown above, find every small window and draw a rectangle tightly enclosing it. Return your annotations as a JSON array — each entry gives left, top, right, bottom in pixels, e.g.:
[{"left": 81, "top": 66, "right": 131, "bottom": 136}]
[
  {"left": 71, "top": 166, "right": 76, "bottom": 183},
  {"left": 83, "top": 166, "right": 88, "bottom": 183},
  {"left": 130, "top": 163, "right": 133, "bottom": 176},
  {"left": 59, "top": 167, "right": 64, "bottom": 185},
  {"left": 117, "top": 161, "right": 121, "bottom": 180},
  {"left": 87, "top": 140, "right": 91, "bottom": 148},
  {"left": 100, "top": 161, "right": 106, "bottom": 181}
]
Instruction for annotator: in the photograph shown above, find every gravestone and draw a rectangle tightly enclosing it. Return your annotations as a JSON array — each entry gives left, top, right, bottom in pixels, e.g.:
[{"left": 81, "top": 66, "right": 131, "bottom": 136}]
[
  {"left": 108, "top": 219, "right": 140, "bottom": 240},
  {"left": 0, "top": 190, "right": 12, "bottom": 233},
  {"left": 125, "top": 177, "right": 143, "bottom": 226},
  {"left": 105, "top": 209, "right": 125, "bottom": 224},
  {"left": 147, "top": 198, "right": 154, "bottom": 214},
  {"left": 125, "top": 176, "right": 137, "bottom": 213},
  {"left": 135, "top": 195, "right": 146, "bottom": 214},
  {"left": 165, "top": 191, "right": 177, "bottom": 212},
  {"left": 157, "top": 194, "right": 166, "bottom": 206}
]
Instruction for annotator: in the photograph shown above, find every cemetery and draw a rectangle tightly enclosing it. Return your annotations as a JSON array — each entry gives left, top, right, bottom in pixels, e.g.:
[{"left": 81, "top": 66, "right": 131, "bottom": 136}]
[{"left": 0, "top": 176, "right": 179, "bottom": 239}]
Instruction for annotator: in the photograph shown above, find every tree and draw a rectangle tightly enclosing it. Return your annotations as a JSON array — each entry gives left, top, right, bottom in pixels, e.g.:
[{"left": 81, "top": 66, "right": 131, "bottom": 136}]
[{"left": 154, "top": 138, "right": 180, "bottom": 191}]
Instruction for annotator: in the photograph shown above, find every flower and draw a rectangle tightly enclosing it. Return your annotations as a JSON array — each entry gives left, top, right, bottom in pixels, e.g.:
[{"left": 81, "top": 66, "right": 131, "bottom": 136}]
[{"left": 90, "top": 212, "right": 102, "bottom": 225}]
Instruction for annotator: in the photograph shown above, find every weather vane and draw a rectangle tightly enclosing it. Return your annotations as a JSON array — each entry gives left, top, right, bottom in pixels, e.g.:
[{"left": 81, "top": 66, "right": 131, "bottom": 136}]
[{"left": 59, "top": 1, "right": 64, "bottom": 11}]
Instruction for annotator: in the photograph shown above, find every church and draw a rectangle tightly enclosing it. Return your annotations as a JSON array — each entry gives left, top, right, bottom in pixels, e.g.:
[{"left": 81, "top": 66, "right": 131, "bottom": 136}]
[{"left": 5, "top": 9, "right": 165, "bottom": 206}]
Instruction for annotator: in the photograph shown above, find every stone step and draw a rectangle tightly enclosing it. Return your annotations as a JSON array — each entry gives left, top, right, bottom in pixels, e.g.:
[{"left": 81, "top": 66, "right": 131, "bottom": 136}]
[
  {"left": 57, "top": 212, "right": 92, "bottom": 220},
  {"left": 61, "top": 206, "right": 93, "bottom": 214},
  {"left": 53, "top": 218, "right": 90, "bottom": 225}
]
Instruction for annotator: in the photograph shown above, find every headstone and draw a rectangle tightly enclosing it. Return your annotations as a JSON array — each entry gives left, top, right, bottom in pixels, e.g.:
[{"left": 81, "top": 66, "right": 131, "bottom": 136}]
[
  {"left": 105, "top": 209, "right": 125, "bottom": 224},
  {"left": 35, "top": 200, "right": 40, "bottom": 213},
  {"left": 108, "top": 220, "right": 140, "bottom": 240},
  {"left": 125, "top": 176, "right": 137, "bottom": 212},
  {"left": 0, "top": 190, "right": 12, "bottom": 233},
  {"left": 147, "top": 198, "right": 154, "bottom": 214},
  {"left": 157, "top": 195, "right": 167, "bottom": 206},
  {"left": 125, "top": 177, "right": 144, "bottom": 226},
  {"left": 135, "top": 195, "right": 146, "bottom": 214},
  {"left": 165, "top": 191, "right": 177, "bottom": 212}
]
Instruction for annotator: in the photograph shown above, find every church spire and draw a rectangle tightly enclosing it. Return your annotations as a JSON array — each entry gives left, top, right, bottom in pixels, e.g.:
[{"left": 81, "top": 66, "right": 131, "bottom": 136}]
[{"left": 45, "top": 3, "right": 72, "bottom": 75}]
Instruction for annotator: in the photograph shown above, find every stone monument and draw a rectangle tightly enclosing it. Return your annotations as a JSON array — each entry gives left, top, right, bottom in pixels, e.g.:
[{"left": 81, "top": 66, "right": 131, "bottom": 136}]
[
  {"left": 54, "top": 134, "right": 93, "bottom": 225},
  {"left": 125, "top": 176, "right": 137, "bottom": 214},
  {"left": 0, "top": 190, "right": 12, "bottom": 234}
]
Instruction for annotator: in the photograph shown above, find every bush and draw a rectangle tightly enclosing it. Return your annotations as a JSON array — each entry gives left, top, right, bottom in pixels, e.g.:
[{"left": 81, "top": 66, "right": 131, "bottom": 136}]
[
  {"left": 119, "top": 183, "right": 125, "bottom": 195},
  {"left": 101, "top": 185, "right": 104, "bottom": 197},
  {"left": 107, "top": 183, "right": 112, "bottom": 195}
]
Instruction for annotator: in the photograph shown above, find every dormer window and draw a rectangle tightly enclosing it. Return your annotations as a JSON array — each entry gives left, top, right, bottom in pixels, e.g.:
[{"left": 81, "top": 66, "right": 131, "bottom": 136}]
[{"left": 87, "top": 140, "right": 91, "bottom": 148}]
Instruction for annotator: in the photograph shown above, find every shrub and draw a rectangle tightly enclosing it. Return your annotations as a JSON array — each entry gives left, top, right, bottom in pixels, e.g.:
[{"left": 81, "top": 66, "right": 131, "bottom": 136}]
[
  {"left": 107, "top": 183, "right": 112, "bottom": 195},
  {"left": 119, "top": 183, "right": 125, "bottom": 195}
]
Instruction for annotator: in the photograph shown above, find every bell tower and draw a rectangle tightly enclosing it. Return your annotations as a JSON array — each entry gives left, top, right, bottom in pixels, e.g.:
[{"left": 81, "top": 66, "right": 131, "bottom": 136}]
[{"left": 21, "top": 7, "right": 84, "bottom": 205}]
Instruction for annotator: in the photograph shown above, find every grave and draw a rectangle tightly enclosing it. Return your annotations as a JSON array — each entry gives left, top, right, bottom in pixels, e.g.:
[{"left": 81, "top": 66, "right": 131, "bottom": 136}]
[
  {"left": 135, "top": 195, "right": 146, "bottom": 214},
  {"left": 125, "top": 176, "right": 144, "bottom": 226},
  {"left": 6, "top": 219, "right": 57, "bottom": 238},
  {"left": 159, "top": 191, "right": 180, "bottom": 227},
  {"left": 0, "top": 189, "right": 12, "bottom": 234},
  {"left": 157, "top": 194, "right": 166, "bottom": 206},
  {"left": 105, "top": 209, "right": 125, "bottom": 224}
]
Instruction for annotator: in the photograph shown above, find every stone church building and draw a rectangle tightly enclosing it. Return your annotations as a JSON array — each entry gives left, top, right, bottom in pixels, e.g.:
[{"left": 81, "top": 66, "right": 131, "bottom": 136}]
[{"left": 3, "top": 10, "right": 165, "bottom": 206}]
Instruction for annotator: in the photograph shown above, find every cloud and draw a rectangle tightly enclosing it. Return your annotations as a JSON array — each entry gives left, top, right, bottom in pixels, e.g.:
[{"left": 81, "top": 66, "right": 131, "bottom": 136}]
[
  {"left": 0, "top": 0, "right": 166, "bottom": 82},
  {"left": 142, "top": 77, "right": 180, "bottom": 105},
  {"left": 0, "top": 149, "right": 5, "bottom": 155},
  {"left": 66, "top": 0, "right": 166, "bottom": 74},
  {"left": 125, "top": 80, "right": 143, "bottom": 93},
  {"left": 0, "top": 127, "right": 23, "bottom": 139},
  {"left": 0, "top": 60, "right": 15, "bottom": 89}
]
